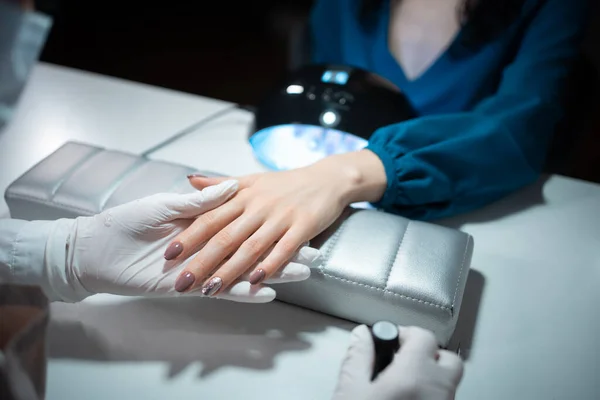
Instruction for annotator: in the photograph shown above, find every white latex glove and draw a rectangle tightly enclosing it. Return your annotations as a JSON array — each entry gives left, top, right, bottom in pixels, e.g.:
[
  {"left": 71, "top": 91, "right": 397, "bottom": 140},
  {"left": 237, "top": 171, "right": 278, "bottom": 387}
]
[
  {"left": 44, "top": 180, "right": 322, "bottom": 303},
  {"left": 332, "top": 325, "right": 464, "bottom": 400}
]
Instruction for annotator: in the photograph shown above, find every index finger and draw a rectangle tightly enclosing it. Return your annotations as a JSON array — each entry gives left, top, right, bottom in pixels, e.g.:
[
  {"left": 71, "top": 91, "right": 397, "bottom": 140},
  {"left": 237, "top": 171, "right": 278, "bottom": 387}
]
[
  {"left": 398, "top": 326, "right": 439, "bottom": 359},
  {"left": 164, "top": 180, "right": 239, "bottom": 220},
  {"left": 436, "top": 350, "right": 464, "bottom": 384}
]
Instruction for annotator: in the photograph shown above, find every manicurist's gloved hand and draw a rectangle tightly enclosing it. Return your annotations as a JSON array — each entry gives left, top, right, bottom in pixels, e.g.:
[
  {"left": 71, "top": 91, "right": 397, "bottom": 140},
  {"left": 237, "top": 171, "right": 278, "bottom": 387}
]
[
  {"left": 0, "top": 180, "right": 321, "bottom": 303},
  {"left": 164, "top": 151, "right": 387, "bottom": 296},
  {"left": 332, "top": 325, "right": 464, "bottom": 400}
]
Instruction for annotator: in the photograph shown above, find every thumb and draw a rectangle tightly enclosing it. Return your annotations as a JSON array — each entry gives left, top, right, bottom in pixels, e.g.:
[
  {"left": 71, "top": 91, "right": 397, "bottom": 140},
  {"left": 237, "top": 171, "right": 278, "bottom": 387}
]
[
  {"left": 338, "top": 325, "right": 376, "bottom": 384},
  {"left": 187, "top": 174, "right": 230, "bottom": 191},
  {"left": 163, "top": 180, "right": 239, "bottom": 220},
  {"left": 188, "top": 173, "right": 260, "bottom": 191}
]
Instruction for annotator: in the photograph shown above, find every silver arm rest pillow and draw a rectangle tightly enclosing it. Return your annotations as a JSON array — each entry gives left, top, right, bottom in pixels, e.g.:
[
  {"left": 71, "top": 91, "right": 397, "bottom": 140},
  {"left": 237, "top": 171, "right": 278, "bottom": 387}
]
[{"left": 5, "top": 142, "right": 473, "bottom": 345}]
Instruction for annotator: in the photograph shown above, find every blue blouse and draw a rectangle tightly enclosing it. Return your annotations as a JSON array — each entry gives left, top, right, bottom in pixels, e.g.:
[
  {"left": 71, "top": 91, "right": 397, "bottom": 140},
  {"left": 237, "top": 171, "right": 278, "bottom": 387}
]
[{"left": 310, "top": 0, "right": 589, "bottom": 220}]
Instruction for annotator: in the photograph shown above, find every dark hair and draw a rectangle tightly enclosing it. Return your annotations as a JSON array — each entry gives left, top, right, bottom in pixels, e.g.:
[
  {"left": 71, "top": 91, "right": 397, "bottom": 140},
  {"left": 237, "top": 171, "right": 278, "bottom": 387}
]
[{"left": 360, "top": 0, "right": 528, "bottom": 52}]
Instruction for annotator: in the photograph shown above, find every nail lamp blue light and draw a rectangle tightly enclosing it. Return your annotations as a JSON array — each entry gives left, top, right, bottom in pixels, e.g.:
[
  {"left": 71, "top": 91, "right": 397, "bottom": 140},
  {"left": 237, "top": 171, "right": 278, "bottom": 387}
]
[{"left": 249, "top": 64, "right": 415, "bottom": 171}]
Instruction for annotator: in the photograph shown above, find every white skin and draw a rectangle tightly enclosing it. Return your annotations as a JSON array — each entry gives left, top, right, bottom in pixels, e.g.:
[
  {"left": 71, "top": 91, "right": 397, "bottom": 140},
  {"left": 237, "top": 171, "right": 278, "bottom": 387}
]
[
  {"left": 166, "top": 0, "right": 463, "bottom": 295},
  {"left": 389, "top": 0, "right": 462, "bottom": 81}
]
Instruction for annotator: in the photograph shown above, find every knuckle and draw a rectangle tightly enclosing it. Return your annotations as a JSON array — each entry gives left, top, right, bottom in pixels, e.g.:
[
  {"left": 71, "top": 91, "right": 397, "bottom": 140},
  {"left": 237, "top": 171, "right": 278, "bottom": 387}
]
[
  {"left": 197, "top": 211, "right": 217, "bottom": 227},
  {"left": 277, "top": 204, "right": 297, "bottom": 217},
  {"left": 258, "top": 257, "right": 282, "bottom": 276},
  {"left": 233, "top": 188, "right": 253, "bottom": 203},
  {"left": 188, "top": 257, "right": 211, "bottom": 277},
  {"left": 240, "top": 237, "right": 266, "bottom": 259},
  {"left": 214, "top": 230, "right": 235, "bottom": 249},
  {"left": 176, "top": 219, "right": 207, "bottom": 245},
  {"left": 278, "top": 240, "right": 299, "bottom": 256},
  {"left": 301, "top": 208, "right": 321, "bottom": 224}
]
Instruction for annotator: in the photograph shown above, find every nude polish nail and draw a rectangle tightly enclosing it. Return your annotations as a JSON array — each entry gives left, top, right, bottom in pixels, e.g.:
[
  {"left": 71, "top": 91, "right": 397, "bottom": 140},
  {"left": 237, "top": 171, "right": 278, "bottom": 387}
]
[
  {"left": 175, "top": 271, "right": 195, "bottom": 292},
  {"left": 248, "top": 269, "right": 266, "bottom": 285},
  {"left": 187, "top": 173, "right": 207, "bottom": 179},
  {"left": 201, "top": 277, "right": 222, "bottom": 296},
  {"left": 164, "top": 242, "right": 183, "bottom": 260}
]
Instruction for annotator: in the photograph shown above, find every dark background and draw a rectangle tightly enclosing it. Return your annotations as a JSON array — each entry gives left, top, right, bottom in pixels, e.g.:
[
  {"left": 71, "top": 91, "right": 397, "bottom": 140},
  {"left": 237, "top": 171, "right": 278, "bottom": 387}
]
[
  {"left": 38, "top": 0, "right": 314, "bottom": 106},
  {"left": 35, "top": 0, "right": 600, "bottom": 182}
]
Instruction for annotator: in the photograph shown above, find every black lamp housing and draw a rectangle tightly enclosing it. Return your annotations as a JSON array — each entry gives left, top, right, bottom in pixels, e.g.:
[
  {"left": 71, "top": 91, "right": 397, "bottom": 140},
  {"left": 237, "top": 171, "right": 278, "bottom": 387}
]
[{"left": 249, "top": 64, "right": 416, "bottom": 170}]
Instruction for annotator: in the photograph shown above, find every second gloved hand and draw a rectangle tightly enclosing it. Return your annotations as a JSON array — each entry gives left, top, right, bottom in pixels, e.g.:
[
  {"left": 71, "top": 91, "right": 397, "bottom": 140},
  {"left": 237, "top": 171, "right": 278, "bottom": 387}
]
[
  {"left": 43, "top": 180, "right": 322, "bottom": 303},
  {"left": 332, "top": 325, "right": 464, "bottom": 400}
]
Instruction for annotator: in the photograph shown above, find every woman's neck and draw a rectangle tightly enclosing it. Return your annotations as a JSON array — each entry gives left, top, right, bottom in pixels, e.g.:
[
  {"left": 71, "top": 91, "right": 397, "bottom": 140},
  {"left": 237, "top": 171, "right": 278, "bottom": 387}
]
[{"left": 388, "top": 0, "right": 462, "bottom": 81}]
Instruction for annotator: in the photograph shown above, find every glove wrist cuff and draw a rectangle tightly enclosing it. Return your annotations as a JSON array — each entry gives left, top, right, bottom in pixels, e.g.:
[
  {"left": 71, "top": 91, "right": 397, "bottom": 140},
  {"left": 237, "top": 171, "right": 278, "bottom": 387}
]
[{"left": 44, "top": 218, "right": 93, "bottom": 302}]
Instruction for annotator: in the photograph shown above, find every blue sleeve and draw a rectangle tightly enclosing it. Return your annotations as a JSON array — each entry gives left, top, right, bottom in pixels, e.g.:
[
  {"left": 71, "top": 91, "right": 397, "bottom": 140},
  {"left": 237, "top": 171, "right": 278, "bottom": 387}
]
[{"left": 366, "top": 0, "right": 589, "bottom": 220}]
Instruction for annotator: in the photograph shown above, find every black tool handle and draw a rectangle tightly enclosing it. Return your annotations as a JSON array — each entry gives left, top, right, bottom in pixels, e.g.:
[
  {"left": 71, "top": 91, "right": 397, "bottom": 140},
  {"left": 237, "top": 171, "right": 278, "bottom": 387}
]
[{"left": 370, "top": 321, "right": 400, "bottom": 381}]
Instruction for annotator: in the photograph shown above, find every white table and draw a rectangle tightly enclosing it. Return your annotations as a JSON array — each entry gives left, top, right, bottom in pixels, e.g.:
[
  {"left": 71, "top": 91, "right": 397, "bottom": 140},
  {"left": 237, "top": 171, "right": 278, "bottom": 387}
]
[
  {"left": 2, "top": 63, "right": 600, "bottom": 400},
  {"left": 0, "top": 63, "right": 235, "bottom": 218}
]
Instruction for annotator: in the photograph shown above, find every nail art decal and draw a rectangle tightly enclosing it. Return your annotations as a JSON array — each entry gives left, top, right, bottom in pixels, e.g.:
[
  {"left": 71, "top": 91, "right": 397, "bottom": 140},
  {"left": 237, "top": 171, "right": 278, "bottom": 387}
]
[{"left": 201, "top": 277, "right": 223, "bottom": 296}]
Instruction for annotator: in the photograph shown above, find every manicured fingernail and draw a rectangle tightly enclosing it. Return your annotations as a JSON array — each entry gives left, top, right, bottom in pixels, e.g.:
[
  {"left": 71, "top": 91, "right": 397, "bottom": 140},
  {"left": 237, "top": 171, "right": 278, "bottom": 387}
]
[
  {"left": 187, "top": 173, "right": 207, "bottom": 179},
  {"left": 201, "top": 277, "right": 222, "bottom": 296},
  {"left": 175, "top": 271, "right": 196, "bottom": 292},
  {"left": 164, "top": 242, "right": 183, "bottom": 260},
  {"left": 249, "top": 269, "right": 266, "bottom": 285}
]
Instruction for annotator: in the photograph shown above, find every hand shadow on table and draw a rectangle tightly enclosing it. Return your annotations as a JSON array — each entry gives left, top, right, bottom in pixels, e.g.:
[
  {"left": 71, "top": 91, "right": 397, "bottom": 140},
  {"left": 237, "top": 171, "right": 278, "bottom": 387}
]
[
  {"left": 45, "top": 175, "right": 503, "bottom": 378},
  {"left": 446, "top": 268, "right": 485, "bottom": 361},
  {"left": 46, "top": 297, "right": 355, "bottom": 378},
  {"left": 438, "top": 175, "right": 550, "bottom": 229}
]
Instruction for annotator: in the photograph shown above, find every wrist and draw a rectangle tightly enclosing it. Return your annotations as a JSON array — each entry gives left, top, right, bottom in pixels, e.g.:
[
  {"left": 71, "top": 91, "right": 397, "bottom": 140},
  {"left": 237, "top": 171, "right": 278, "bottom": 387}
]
[{"left": 309, "top": 150, "right": 388, "bottom": 205}]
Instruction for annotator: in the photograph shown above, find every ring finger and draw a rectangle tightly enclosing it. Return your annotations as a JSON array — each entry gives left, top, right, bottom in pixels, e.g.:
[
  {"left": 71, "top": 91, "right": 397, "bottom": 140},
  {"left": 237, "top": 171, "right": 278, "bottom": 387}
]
[
  {"left": 174, "top": 213, "right": 264, "bottom": 293},
  {"left": 199, "top": 218, "right": 289, "bottom": 296},
  {"left": 164, "top": 200, "right": 243, "bottom": 261},
  {"left": 244, "top": 226, "right": 309, "bottom": 285}
]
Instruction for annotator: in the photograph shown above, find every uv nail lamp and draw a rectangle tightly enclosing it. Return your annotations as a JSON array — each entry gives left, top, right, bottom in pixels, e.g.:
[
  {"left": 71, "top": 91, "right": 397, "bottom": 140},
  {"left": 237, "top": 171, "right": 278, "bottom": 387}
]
[{"left": 249, "top": 64, "right": 415, "bottom": 171}]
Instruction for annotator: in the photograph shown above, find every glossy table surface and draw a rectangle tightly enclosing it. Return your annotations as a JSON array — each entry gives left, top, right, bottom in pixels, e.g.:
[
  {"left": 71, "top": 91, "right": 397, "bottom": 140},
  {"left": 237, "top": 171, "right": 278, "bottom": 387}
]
[{"left": 1, "top": 63, "right": 599, "bottom": 400}]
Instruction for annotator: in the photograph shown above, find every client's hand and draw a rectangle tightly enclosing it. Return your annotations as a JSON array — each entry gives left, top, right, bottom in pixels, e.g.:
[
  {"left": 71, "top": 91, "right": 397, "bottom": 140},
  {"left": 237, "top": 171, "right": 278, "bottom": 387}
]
[
  {"left": 165, "top": 151, "right": 386, "bottom": 296},
  {"left": 44, "top": 180, "right": 321, "bottom": 303},
  {"left": 332, "top": 325, "right": 464, "bottom": 400},
  {"left": 164, "top": 165, "right": 355, "bottom": 295}
]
